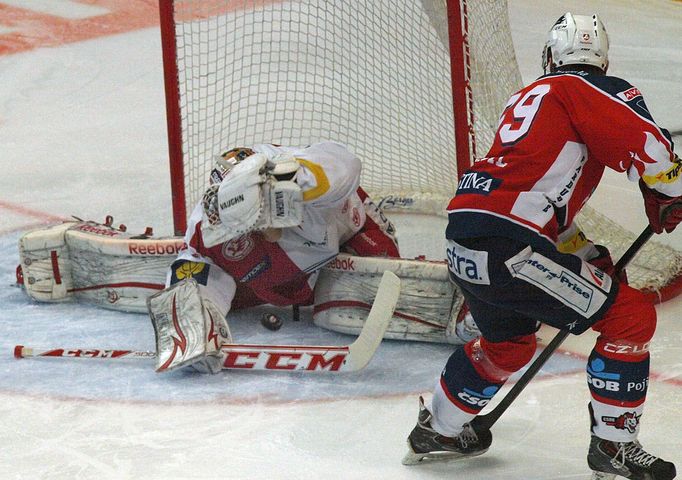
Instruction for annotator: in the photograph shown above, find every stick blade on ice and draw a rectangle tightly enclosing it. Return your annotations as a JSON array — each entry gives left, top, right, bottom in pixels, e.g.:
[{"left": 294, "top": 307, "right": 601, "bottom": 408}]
[{"left": 345, "top": 270, "right": 401, "bottom": 371}]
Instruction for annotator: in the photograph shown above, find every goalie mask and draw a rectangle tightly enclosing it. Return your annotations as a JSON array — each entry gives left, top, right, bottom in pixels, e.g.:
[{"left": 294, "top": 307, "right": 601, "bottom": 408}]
[
  {"left": 542, "top": 13, "right": 609, "bottom": 74},
  {"left": 208, "top": 147, "right": 256, "bottom": 186}
]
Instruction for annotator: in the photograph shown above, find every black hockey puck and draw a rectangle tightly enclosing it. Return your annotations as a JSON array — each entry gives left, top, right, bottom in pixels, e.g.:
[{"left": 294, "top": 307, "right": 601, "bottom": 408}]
[{"left": 261, "top": 313, "right": 283, "bottom": 331}]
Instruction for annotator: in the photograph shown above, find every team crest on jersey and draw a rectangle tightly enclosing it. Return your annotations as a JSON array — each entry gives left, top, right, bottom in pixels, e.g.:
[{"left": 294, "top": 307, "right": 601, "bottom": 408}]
[{"left": 222, "top": 234, "right": 255, "bottom": 261}]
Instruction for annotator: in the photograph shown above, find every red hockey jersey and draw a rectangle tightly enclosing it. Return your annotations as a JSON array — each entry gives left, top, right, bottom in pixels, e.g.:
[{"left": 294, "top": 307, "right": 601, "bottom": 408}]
[{"left": 446, "top": 71, "right": 681, "bottom": 247}]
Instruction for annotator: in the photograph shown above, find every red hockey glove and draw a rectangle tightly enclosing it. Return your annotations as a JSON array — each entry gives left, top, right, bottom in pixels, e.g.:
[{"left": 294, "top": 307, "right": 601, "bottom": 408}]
[
  {"left": 639, "top": 179, "right": 682, "bottom": 234},
  {"left": 588, "top": 244, "right": 628, "bottom": 285}
]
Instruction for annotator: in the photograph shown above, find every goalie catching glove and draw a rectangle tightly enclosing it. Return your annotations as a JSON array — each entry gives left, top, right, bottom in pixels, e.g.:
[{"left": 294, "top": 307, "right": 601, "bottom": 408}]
[{"left": 201, "top": 151, "right": 304, "bottom": 247}]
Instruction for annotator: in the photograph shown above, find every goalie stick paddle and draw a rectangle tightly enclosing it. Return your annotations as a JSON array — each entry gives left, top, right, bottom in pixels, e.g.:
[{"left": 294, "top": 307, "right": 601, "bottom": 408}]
[
  {"left": 471, "top": 224, "right": 656, "bottom": 432},
  {"left": 14, "top": 270, "right": 401, "bottom": 373}
]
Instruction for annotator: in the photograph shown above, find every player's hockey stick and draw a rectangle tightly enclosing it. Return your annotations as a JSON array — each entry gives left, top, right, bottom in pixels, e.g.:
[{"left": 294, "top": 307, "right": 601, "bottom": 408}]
[
  {"left": 14, "top": 271, "right": 401, "bottom": 373},
  {"left": 471, "top": 224, "right": 656, "bottom": 432}
]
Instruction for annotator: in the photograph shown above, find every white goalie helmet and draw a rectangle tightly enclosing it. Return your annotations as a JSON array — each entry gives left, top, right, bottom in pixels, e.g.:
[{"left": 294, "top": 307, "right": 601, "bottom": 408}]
[
  {"left": 208, "top": 147, "right": 301, "bottom": 185},
  {"left": 542, "top": 13, "right": 609, "bottom": 74}
]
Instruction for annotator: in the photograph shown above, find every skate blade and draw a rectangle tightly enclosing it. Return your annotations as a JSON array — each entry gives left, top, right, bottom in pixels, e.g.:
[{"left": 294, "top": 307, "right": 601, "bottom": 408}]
[
  {"left": 590, "top": 471, "right": 616, "bottom": 480},
  {"left": 401, "top": 441, "right": 488, "bottom": 466}
]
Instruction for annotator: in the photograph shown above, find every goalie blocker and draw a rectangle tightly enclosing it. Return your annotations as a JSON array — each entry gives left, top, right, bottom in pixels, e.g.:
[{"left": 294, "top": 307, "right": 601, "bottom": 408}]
[{"left": 17, "top": 219, "right": 473, "bottom": 345}]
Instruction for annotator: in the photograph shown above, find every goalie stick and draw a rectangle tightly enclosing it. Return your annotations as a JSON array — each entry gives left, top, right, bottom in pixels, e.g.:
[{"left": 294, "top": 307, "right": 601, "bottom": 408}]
[{"left": 14, "top": 270, "right": 400, "bottom": 373}]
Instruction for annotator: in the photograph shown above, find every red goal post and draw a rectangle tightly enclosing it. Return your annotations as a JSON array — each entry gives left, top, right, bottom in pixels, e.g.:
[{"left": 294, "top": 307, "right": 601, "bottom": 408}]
[{"left": 158, "top": 0, "right": 682, "bottom": 302}]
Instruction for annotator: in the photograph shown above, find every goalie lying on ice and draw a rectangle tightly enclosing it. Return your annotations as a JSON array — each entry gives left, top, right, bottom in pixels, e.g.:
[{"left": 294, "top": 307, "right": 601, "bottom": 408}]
[
  {"left": 16, "top": 141, "right": 483, "bottom": 373},
  {"left": 148, "top": 141, "right": 407, "bottom": 373}
]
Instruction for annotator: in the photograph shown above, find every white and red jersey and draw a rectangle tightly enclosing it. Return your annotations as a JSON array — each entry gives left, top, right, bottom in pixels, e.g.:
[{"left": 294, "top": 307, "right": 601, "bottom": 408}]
[
  {"left": 175, "top": 141, "right": 398, "bottom": 309},
  {"left": 446, "top": 71, "right": 681, "bottom": 248}
]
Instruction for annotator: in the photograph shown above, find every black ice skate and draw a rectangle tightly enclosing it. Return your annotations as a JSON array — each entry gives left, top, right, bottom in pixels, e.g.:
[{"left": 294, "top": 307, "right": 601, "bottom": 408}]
[
  {"left": 402, "top": 396, "right": 492, "bottom": 465},
  {"left": 588, "top": 434, "right": 676, "bottom": 480}
]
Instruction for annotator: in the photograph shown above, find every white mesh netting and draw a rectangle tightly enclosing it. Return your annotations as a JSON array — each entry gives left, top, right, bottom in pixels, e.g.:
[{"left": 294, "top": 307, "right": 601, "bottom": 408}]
[{"left": 172, "top": 0, "right": 457, "bottom": 213}]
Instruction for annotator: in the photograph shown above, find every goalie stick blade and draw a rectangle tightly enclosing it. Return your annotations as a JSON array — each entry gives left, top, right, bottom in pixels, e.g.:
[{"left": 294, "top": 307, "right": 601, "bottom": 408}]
[
  {"left": 345, "top": 270, "right": 400, "bottom": 371},
  {"left": 220, "top": 270, "right": 401, "bottom": 372}
]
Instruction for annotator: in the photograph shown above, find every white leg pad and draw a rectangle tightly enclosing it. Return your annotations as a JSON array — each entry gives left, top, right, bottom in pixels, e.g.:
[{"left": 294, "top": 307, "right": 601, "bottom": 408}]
[
  {"left": 18, "top": 222, "right": 75, "bottom": 302},
  {"left": 314, "top": 254, "right": 472, "bottom": 344}
]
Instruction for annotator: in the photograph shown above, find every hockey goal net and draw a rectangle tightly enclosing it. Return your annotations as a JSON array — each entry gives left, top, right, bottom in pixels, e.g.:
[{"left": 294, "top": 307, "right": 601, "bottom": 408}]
[{"left": 159, "top": 0, "right": 682, "bottom": 302}]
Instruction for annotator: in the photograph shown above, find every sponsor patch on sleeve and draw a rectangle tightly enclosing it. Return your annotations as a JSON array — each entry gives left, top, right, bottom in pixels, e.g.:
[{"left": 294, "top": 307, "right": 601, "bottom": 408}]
[{"left": 616, "top": 87, "right": 642, "bottom": 102}]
